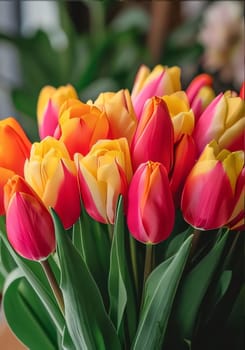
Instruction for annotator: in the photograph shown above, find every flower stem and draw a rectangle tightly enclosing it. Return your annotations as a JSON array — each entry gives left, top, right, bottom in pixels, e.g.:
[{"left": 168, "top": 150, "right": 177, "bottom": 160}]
[
  {"left": 143, "top": 244, "right": 153, "bottom": 286},
  {"left": 129, "top": 236, "right": 139, "bottom": 297},
  {"left": 41, "top": 260, "right": 64, "bottom": 315},
  {"left": 108, "top": 224, "right": 114, "bottom": 241}
]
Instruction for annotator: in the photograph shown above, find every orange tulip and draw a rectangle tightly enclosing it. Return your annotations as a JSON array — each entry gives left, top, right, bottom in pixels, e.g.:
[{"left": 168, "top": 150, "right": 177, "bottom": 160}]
[
  {"left": 57, "top": 99, "right": 110, "bottom": 158},
  {"left": 0, "top": 117, "right": 31, "bottom": 215}
]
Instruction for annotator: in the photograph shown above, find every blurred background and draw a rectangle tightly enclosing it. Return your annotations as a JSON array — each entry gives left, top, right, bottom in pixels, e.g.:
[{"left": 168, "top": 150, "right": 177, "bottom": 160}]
[{"left": 0, "top": 0, "right": 244, "bottom": 141}]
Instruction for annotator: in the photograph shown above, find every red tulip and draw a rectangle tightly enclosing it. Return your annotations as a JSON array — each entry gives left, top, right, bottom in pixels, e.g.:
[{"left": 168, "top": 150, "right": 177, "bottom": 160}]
[
  {"left": 127, "top": 161, "right": 175, "bottom": 244},
  {"left": 4, "top": 176, "right": 55, "bottom": 261}
]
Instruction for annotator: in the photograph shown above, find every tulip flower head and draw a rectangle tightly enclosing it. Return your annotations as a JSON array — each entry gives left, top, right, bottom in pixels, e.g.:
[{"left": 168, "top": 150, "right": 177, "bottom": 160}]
[
  {"left": 24, "top": 137, "right": 81, "bottom": 229},
  {"left": 0, "top": 117, "right": 31, "bottom": 215},
  {"left": 127, "top": 161, "right": 175, "bottom": 244},
  {"left": 186, "top": 74, "right": 215, "bottom": 121},
  {"left": 131, "top": 97, "right": 174, "bottom": 172},
  {"left": 75, "top": 138, "right": 132, "bottom": 224},
  {"left": 181, "top": 140, "right": 244, "bottom": 230},
  {"left": 131, "top": 64, "right": 181, "bottom": 119},
  {"left": 57, "top": 99, "right": 109, "bottom": 158},
  {"left": 91, "top": 89, "right": 137, "bottom": 145},
  {"left": 162, "top": 91, "right": 195, "bottom": 143},
  {"left": 4, "top": 175, "right": 55, "bottom": 261},
  {"left": 37, "top": 85, "right": 78, "bottom": 139},
  {"left": 194, "top": 91, "right": 245, "bottom": 155}
]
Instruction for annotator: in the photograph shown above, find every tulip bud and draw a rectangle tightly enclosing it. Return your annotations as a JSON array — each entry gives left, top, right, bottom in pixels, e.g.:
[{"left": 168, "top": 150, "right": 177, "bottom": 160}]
[
  {"left": 131, "top": 97, "right": 174, "bottom": 172},
  {"left": 24, "top": 137, "right": 81, "bottom": 229},
  {"left": 181, "top": 140, "right": 244, "bottom": 230},
  {"left": 131, "top": 64, "right": 181, "bottom": 119},
  {"left": 75, "top": 138, "right": 132, "bottom": 224},
  {"left": 57, "top": 99, "right": 109, "bottom": 157},
  {"left": 4, "top": 175, "right": 55, "bottom": 261},
  {"left": 37, "top": 84, "right": 78, "bottom": 139},
  {"left": 239, "top": 82, "right": 245, "bottom": 99},
  {"left": 0, "top": 117, "right": 31, "bottom": 215},
  {"left": 170, "top": 134, "right": 196, "bottom": 207},
  {"left": 91, "top": 89, "right": 137, "bottom": 145},
  {"left": 186, "top": 73, "right": 215, "bottom": 120},
  {"left": 127, "top": 161, "right": 175, "bottom": 244},
  {"left": 194, "top": 92, "right": 245, "bottom": 155},
  {"left": 162, "top": 91, "right": 195, "bottom": 143}
]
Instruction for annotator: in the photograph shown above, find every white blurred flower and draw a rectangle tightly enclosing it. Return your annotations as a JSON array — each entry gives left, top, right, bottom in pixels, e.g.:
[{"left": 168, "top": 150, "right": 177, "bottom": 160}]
[{"left": 199, "top": 1, "right": 244, "bottom": 88}]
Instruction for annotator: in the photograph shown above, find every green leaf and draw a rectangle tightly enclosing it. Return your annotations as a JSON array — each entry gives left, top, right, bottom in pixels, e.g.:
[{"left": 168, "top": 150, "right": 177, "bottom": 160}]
[
  {"left": 52, "top": 209, "right": 121, "bottom": 350},
  {"left": 171, "top": 229, "right": 230, "bottom": 341},
  {"left": 0, "top": 229, "right": 65, "bottom": 335},
  {"left": 108, "top": 197, "right": 137, "bottom": 343},
  {"left": 72, "top": 208, "right": 111, "bottom": 307},
  {"left": 3, "top": 268, "right": 57, "bottom": 350},
  {"left": 132, "top": 235, "right": 193, "bottom": 350}
]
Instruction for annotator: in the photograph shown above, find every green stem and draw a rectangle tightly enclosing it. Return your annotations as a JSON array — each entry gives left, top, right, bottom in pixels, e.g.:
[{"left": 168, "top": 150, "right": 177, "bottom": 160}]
[
  {"left": 41, "top": 260, "right": 64, "bottom": 315},
  {"left": 143, "top": 244, "right": 153, "bottom": 286},
  {"left": 129, "top": 236, "right": 139, "bottom": 297},
  {"left": 108, "top": 224, "right": 114, "bottom": 241},
  {"left": 188, "top": 228, "right": 202, "bottom": 261}
]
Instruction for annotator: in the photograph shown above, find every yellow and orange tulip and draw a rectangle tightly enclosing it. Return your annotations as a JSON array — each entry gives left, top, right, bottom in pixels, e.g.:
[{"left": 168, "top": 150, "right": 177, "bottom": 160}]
[
  {"left": 57, "top": 99, "right": 110, "bottom": 157},
  {"left": 24, "top": 137, "right": 81, "bottom": 229}
]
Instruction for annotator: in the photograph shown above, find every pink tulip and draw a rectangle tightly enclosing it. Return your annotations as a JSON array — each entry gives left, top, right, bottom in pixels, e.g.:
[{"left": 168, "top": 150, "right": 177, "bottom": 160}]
[
  {"left": 4, "top": 176, "right": 55, "bottom": 261},
  {"left": 127, "top": 161, "right": 175, "bottom": 244},
  {"left": 181, "top": 141, "right": 244, "bottom": 230},
  {"left": 131, "top": 97, "right": 174, "bottom": 172}
]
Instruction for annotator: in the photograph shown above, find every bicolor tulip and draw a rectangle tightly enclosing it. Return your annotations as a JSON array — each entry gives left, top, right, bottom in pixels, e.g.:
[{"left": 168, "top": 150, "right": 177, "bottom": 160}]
[
  {"left": 37, "top": 84, "right": 78, "bottom": 139},
  {"left": 194, "top": 92, "right": 245, "bottom": 155},
  {"left": 181, "top": 140, "right": 244, "bottom": 230},
  {"left": 75, "top": 138, "right": 132, "bottom": 224},
  {"left": 24, "top": 137, "right": 80, "bottom": 229},
  {"left": 0, "top": 117, "right": 31, "bottom": 215},
  {"left": 4, "top": 175, "right": 55, "bottom": 261},
  {"left": 226, "top": 167, "right": 244, "bottom": 230},
  {"left": 186, "top": 73, "right": 215, "bottom": 120},
  {"left": 127, "top": 161, "right": 175, "bottom": 244},
  {"left": 131, "top": 64, "right": 181, "bottom": 119},
  {"left": 169, "top": 134, "right": 196, "bottom": 207},
  {"left": 130, "top": 97, "right": 174, "bottom": 172},
  {"left": 91, "top": 89, "right": 137, "bottom": 145},
  {"left": 162, "top": 91, "right": 195, "bottom": 143},
  {"left": 57, "top": 99, "right": 109, "bottom": 157}
]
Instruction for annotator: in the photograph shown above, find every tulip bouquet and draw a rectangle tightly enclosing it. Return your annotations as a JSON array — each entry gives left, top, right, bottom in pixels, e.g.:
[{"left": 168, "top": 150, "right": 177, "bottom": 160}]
[{"left": 0, "top": 64, "right": 244, "bottom": 350}]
